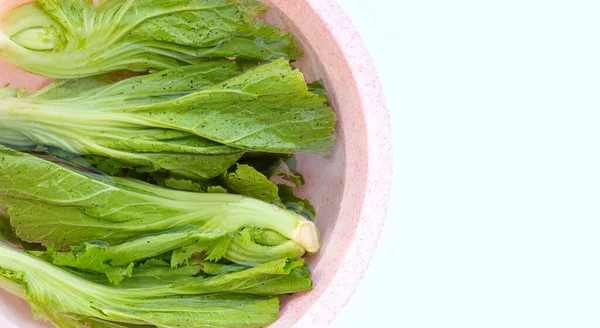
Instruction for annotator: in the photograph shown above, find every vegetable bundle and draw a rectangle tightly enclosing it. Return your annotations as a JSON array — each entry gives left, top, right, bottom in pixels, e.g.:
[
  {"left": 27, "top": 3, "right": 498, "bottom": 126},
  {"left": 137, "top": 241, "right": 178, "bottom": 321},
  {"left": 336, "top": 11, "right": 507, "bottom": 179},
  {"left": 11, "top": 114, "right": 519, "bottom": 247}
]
[{"left": 0, "top": 0, "right": 335, "bottom": 327}]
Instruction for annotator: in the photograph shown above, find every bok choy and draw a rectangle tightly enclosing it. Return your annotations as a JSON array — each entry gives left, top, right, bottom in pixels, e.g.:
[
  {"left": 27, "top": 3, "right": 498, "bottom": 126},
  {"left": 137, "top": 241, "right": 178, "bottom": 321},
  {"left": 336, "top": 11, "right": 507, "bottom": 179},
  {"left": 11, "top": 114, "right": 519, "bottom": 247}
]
[
  {"left": 0, "top": 0, "right": 331, "bottom": 325},
  {"left": 0, "top": 0, "right": 302, "bottom": 78},
  {"left": 0, "top": 242, "right": 311, "bottom": 328},
  {"left": 0, "top": 146, "right": 319, "bottom": 280},
  {"left": 0, "top": 59, "right": 336, "bottom": 179}
]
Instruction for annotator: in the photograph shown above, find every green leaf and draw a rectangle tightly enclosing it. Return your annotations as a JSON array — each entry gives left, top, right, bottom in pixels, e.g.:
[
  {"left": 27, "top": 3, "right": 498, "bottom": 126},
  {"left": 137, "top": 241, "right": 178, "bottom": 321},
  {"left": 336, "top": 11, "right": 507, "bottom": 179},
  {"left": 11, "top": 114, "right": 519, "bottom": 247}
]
[
  {"left": 277, "top": 184, "right": 317, "bottom": 222},
  {"left": 0, "top": 147, "right": 321, "bottom": 262},
  {"left": 239, "top": 154, "right": 304, "bottom": 186},
  {"left": 171, "top": 243, "right": 208, "bottom": 267},
  {"left": 218, "top": 161, "right": 315, "bottom": 220},
  {"left": 155, "top": 176, "right": 208, "bottom": 193},
  {"left": 0, "top": 243, "right": 281, "bottom": 328},
  {"left": 0, "top": 209, "right": 19, "bottom": 245},
  {"left": 125, "top": 58, "right": 336, "bottom": 156},
  {"left": 0, "top": 59, "right": 335, "bottom": 180},
  {"left": 220, "top": 164, "right": 280, "bottom": 203},
  {"left": 0, "top": 209, "right": 45, "bottom": 251},
  {"left": 307, "top": 79, "right": 327, "bottom": 95},
  {"left": 207, "top": 185, "right": 229, "bottom": 193},
  {"left": 204, "top": 235, "right": 234, "bottom": 262},
  {"left": 115, "top": 260, "right": 202, "bottom": 288},
  {"left": 269, "top": 159, "right": 305, "bottom": 186},
  {"left": 0, "top": 0, "right": 302, "bottom": 78},
  {"left": 1, "top": 60, "right": 248, "bottom": 180},
  {"left": 200, "top": 261, "right": 247, "bottom": 276},
  {"left": 218, "top": 162, "right": 315, "bottom": 221},
  {"left": 236, "top": 59, "right": 261, "bottom": 72},
  {"left": 170, "top": 258, "right": 312, "bottom": 296},
  {"left": 45, "top": 243, "right": 134, "bottom": 284}
]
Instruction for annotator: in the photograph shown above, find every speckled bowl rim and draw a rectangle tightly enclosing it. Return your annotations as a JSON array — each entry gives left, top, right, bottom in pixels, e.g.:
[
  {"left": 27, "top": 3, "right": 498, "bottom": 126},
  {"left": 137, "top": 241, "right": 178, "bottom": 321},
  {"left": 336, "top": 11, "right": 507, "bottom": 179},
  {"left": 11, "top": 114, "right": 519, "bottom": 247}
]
[{"left": 289, "top": 1, "right": 392, "bottom": 326}]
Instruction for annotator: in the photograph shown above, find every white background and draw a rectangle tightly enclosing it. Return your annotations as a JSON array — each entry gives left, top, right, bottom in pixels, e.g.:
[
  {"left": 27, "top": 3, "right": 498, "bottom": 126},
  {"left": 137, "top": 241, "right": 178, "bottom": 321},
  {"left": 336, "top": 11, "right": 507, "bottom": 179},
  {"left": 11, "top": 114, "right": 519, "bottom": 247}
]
[{"left": 333, "top": 0, "right": 600, "bottom": 327}]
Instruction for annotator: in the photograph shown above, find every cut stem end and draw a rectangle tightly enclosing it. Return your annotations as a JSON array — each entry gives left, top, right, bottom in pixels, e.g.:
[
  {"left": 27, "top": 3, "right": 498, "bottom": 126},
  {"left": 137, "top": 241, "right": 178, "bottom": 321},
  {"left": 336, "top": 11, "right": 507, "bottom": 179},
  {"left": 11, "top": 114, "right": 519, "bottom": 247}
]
[{"left": 296, "top": 221, "right": 320, "bottom": 253}]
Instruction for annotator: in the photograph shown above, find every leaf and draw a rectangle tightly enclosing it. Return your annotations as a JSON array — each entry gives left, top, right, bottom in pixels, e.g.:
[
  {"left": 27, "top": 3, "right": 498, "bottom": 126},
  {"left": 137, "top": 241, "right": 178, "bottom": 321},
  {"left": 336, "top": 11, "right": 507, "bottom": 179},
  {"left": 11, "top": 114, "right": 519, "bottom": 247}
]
[
  {"left": 269, "top": 159, "right": 305, "bottom": 187},
  {"left": 0, "top": 59, "right": 335, "bottom": 183},
  {"left": 0, "top": 209, "right": 19, "bottom": 245},
  {"left": 220, "top": 164, "right": 280, "bottom": 203},
  {"left": 0, "top": 208, "right": 45, "bottom": 251},
  {"left": 1, "top": 60, "right": 247, "bottom": 180},
  {"left": 205, "top": 235, "right": 234, "bottom": 262},
  {"left": 0, "top": 0, "right": 302, "bottom": 78},
  {"left": 170, "top": 258, "right": 312, "bottom": 295},
  {"left": 277, "top": 185, "right": 316, "bottom": 222},
  {"left": 171, "top": 243, "right": 208, "bottom": 267},
  {"left": 125, "top": 58, "right": 336, "bottom": 156},
  {"left": 0, "top": 146, "right": 320, "bottom": 263},
  {"left": 307, "top": 79, "right": 327, "bottom": 95},
  {"left": 0, "top": 243, "right": 281, "bottom": 328},
  {"left": 200, "top": 261, "right": 247, "bottom": 276},
  {"left": 115, "top": 260, "right": 203, "bottom": 288},
  {"left": 238, "top": 154, "right": 304, "bottom": 186},
  {"left": 236, "top": 59, "right": 261, "bottom": 72},
  {"left": 207, "top": 185, "right": 228, "bottom": 193},
  {"left": 218, "top": 161, "right": 315, "bottom": 220},
  {"left": 218, "top": 162, "right": 315, "bottom": 221},
  {"left": 46, "top": 243, "right": 134, "bottom": 284},
  {"left": 155, "top": 176, "right": 208, "bottom": 193}
]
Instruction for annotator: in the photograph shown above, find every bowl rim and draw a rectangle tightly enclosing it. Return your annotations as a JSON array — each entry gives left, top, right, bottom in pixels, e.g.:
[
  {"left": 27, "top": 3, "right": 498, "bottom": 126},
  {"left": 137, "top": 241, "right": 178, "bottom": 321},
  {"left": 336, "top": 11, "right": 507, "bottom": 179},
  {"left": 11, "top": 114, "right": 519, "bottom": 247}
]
[{"left": 290, "top": 0, "right": 393, "bottom": 326}]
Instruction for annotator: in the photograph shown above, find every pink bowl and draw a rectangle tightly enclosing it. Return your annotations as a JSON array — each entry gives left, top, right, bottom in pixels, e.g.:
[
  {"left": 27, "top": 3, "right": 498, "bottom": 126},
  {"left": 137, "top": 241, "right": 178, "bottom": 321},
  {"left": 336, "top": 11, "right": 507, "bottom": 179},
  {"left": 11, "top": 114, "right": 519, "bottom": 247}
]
[{"left": 0, "top": 0, "right": 392, "bottom": 326}]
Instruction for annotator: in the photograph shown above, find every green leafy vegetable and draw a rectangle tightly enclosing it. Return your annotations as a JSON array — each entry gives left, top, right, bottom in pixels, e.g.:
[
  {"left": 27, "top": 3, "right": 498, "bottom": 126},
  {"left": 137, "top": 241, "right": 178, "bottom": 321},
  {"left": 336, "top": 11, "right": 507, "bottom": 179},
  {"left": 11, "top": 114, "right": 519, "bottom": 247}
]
[
  {"left": 0, "top": 0, "right": 302, "bottom": 78},
  {"left": 117, "top": 58, "right": 336, "bottom": 156},
  {"left": 34, "top": 224, "right": 305, "bottom": 281},
  {"left": 0, "top": 243, "right": 292, "bottom": 328},
  {"left": 0, "top": 146, "right": 320, "bottom": 265},
  {"left": 1, "top": 60, "right": 247, "bottom": 179},
  {"left": 0, "top": 59, "right": 336, "bottom": 179}
]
